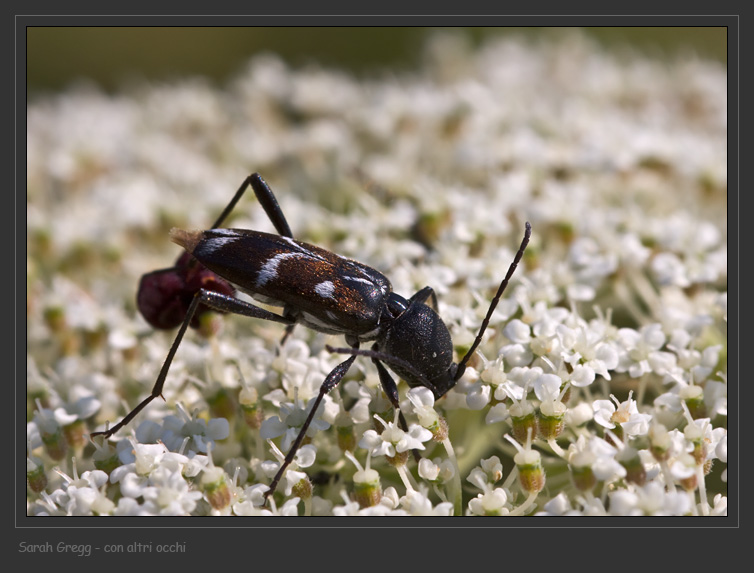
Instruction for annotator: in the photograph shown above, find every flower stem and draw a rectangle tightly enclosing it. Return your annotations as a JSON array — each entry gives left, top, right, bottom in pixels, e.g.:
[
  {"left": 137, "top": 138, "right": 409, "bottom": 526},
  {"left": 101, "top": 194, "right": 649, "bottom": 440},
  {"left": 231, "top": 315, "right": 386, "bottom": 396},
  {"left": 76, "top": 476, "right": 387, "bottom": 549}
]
[
  {"left": 507, "top": 490, "right": 539, "bottom": 516},
  {"left": 442, "top": 437, "right": 463, "bottom": 516},
  {"left": 396, "top": 465, "right": 417, "bottom": 494},
  {"left": 696, "top": 466, "right": 709, "bottom": 516}
]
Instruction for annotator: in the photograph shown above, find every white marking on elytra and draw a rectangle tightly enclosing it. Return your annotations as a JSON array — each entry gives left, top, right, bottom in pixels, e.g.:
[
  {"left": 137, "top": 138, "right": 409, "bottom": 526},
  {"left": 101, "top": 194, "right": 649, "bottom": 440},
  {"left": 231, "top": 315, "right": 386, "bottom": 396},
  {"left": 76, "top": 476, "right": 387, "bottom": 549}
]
[
  {"left": 343, "top": 275, "right": 374, "bottom": 286},
  {"left": 256, "top": 237, "right": 331, "bottom": 288},
  {"left": 282, "top": 235, "right": 325, "bottom": 258},
  {"left": 256, "top": 252, "right": 306, "bottom": 287},
  {"left": 202, "top": 232, "right": 239, "bottom": 253},
  {"left": 314, "top": 280, "right": 336, "bottom": 300}
]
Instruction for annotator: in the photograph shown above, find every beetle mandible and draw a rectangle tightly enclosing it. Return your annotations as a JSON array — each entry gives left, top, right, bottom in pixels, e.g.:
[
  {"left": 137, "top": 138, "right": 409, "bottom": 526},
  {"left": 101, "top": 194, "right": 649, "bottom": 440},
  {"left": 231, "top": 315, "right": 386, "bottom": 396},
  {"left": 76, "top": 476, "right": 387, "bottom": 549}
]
[{"left": 92, "top": 173, "right": 532, "bottom": 502}]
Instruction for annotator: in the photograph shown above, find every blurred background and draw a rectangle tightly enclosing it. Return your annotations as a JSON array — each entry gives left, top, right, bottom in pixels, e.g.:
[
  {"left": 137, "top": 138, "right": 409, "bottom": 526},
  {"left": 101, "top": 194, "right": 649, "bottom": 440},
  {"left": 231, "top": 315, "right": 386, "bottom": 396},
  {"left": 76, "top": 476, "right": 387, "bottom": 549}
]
[{"left": 28, "top": 27, "right": 727, "bottom": 94}]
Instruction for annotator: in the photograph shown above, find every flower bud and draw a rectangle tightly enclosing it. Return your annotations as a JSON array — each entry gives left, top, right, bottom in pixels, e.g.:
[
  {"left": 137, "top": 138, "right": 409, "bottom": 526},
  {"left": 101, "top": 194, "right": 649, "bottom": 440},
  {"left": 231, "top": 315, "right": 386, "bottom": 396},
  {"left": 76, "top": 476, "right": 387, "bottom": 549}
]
[
  {"left": 385, "top": 450, "right": 410, "bottom": 467},
  {"left": 352, "top": 467, "right": 382, "bottom": 508},
  {"left": 292, "top": 476, "right": 313, "bottom": 501},
  {"left": 41, "top": 427, "right": 68, "bottom": 461},
  {"left": 337, "top": 424, "right": 357, "bottom": 452},
  {"left": 684, "top": 424, "right": 707, "bottom": 466},
  {"left": 429, "top": 416, "right": 449, "bottom": 442},
  {"left": 27, "top": 457, "right": 47, "bottom": 493},
  {"left": 43, "top": 305, "right": 66, "bottom": 333},
  {"left": 510, "top": 402, "right": 537, "bottom": 444},
  {"left": 617, "top": 447, "right": 646, "bottom": 486},
  {"left": 208, "top": 388, "right": 235, "bottom": 421},
  {"left": 649, "top": 423, "right": 671, "bottom": 462},
  {"left": 239, "top": 386, "right": 263, "bottom": 429},
  {"left": 515, "top": 449, "right": 545, "bottom": 494},
  {"left": 537, "top": 400, "right": 566, "bottom": 440},
  {"left": 571, "top": 464, "right": 596, "bottom": 492},
  {"left": 92, "top": 441, "right": 121, "bottom": 475},
  {"left": 201, "top": 467, "right": 231, "bottom": 510},
  {"left": 63, "top": 419, "right": 87, "bottom": 451},
  {"left": 680, "top": 385, "right": 707, "bottom": 419}
]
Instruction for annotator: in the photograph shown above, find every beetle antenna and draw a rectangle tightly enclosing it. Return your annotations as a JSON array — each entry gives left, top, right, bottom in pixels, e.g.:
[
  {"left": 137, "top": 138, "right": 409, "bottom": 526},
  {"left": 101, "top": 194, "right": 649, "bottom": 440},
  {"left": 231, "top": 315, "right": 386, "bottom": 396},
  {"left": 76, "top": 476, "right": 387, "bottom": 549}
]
[{"left": 455, "top": 222, "right": 531, "bottom": 380}]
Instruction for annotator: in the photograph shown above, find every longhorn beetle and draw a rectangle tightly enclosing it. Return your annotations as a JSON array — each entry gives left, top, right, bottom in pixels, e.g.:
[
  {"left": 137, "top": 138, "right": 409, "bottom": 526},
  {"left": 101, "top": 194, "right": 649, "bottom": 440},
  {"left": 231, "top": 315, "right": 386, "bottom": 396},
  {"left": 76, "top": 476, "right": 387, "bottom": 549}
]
[{"left": 92, "top": 173, "right": 531, "bottom": 502}]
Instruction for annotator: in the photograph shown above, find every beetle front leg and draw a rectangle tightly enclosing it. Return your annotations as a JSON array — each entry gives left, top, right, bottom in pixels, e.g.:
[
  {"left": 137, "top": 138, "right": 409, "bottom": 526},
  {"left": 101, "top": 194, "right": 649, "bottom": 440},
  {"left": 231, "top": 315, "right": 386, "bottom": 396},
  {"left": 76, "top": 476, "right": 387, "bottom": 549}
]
[
  {"left": 92, "top": 289, "right": 294, "bottom": 439},
  {"left": 372, "top": 356, "right": 421, "bottom": 462},
  {"left": 264, "top": 347, "right": 359, "bottom": 503},
  {"left": 409, "top": 285, "right": 438, "bottom": 310}
]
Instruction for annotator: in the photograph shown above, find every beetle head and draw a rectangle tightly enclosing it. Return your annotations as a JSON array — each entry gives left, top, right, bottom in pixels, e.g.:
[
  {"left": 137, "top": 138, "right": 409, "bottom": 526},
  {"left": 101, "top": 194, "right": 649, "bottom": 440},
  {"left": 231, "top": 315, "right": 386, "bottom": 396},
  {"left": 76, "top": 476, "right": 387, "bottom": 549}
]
[{"left": 377, "top": 298, "right": 457, "bottom": 399}]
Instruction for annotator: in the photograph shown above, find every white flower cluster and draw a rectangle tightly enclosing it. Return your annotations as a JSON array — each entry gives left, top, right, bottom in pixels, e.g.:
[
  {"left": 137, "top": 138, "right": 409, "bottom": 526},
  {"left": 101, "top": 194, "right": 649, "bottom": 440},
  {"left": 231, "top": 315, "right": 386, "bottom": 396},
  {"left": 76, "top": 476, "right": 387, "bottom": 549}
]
[{"left": 27, "top": 31, "right": 727, "bottom": 516}]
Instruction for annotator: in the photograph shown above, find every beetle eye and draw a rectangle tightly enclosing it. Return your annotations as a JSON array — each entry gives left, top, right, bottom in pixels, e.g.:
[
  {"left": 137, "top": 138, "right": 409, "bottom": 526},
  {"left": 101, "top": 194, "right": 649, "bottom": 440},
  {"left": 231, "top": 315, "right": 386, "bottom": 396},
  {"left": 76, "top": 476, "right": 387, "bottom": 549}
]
[{"left": 386, "top": 293, "right": 408, "bottom": 319}]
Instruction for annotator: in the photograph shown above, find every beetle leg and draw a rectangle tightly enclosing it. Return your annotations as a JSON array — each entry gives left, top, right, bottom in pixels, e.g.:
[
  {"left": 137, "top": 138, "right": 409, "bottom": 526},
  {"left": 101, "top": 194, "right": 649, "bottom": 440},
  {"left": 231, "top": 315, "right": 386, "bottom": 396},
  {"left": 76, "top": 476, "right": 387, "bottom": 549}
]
[
  {"left": 278, "top": 323, "right": 297, "bottom": 348},
  {"left": 408, "top": 285, "right": 438, "bottom": 310},
  {"left": 265, "top": 346, "right": 359, "bottom": 502},
  {"left": 372, "top": 355, "right": 422, "bottom": 462},
  {"left": 276, "top": 306, "right": 300, "bottom": 349},
  {"left": 92, "top": 289, "right": 294, "bottom": 439},
  {"left": 210, "top": 173, "right": 294, "bottom": 239}
]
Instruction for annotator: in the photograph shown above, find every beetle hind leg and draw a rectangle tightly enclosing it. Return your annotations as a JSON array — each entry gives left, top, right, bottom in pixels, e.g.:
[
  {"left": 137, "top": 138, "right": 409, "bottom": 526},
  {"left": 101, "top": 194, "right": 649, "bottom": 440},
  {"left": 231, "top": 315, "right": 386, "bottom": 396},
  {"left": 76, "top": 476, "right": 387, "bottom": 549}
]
[{"left": 210, "top": 173, "right": 294, "bottom": 239}]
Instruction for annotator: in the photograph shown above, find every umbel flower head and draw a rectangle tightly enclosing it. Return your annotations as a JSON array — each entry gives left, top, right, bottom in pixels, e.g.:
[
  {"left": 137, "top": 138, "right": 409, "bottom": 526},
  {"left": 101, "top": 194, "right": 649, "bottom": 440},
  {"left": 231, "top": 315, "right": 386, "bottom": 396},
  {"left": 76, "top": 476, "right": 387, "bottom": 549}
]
[{"left": 26, "top": 30, "right": 726, "bottom": 516}]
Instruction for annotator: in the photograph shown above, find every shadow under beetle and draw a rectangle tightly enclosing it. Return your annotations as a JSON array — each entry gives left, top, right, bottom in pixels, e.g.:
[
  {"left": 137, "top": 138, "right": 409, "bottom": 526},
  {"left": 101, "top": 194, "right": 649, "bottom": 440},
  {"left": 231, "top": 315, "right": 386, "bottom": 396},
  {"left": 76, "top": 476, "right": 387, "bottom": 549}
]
[{"left": 92, "top": 173, "right": 532, "bottom": 502}]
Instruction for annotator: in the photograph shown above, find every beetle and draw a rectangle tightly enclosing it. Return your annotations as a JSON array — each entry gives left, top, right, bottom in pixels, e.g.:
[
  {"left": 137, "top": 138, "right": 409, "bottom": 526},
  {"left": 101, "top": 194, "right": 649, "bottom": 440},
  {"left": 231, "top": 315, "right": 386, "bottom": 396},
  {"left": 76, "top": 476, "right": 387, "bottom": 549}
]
[{"left": 92, "top": 173, "right": 531, "bottom": 502}]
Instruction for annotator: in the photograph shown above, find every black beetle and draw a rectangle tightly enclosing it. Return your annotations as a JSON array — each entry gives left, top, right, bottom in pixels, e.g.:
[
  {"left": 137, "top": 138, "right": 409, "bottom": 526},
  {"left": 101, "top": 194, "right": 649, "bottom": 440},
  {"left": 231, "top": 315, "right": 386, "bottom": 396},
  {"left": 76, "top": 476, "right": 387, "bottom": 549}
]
[{"left": 93, "top": 173, "right": 531, "bottom": 501}]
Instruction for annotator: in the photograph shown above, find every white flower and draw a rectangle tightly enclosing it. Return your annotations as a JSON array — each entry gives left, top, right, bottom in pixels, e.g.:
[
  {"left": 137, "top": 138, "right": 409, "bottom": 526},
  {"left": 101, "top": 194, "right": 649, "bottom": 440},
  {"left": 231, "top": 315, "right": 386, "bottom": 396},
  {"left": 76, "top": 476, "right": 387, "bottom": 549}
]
[
  {"left": 486, "top": 402, "right": 510, "bottom": 424},
  {"left": 536, "top": 492, "right": 576, "bottom": 516},
  {"left": 465, "top": 381, "right": 491, "bottom": 410},
  {"left": 716, "top": 433, "right": 727, "bottom": 464},
  {"left": 710, "top": 494, "right": 727, "bottom": 516},
  {"left": 234, "top": 493, "right": 301, "bottom": 516},
  {"left": 26, "top": 30, "right": 727, "bottom": 519},
  {"left": 704, "top": 378, "right": 727, "bottom": 418},
  {"left": 532, "top": 373, "right": 563, "bottom": 402},
  {"left": 359, "top": 414, "right": 432, "bottom": 458},
  {"left": 261, "top": 393, "right": 331, "bottom": 452},
  {"left": 135, "top": 408, "right": 230, "bottom": 455},
  {"left": 499, "top": 343, "right": 533, "bottom": 367},
  {"left": 669, "top": 454, "right": 697, "bottom": 481},
  {"left": 503, "top": 318, "right": 532, "bottom": 344},
  {"left": 406, "top": 387, "right": 440, "bottom": 429},
  {"left": 50, "top": 466, "right": 112, "bottom": 516},
  {"left": 557, "top": 322, "right": 618, "bottom": 381},
  {"left": 114, "top": 439, "right": 189, "bottom": 475},
  {"left": 592, "top": 392, "right": 652, "bottom": 437},
  {"left": 615, "top": 324, "right": 676, "bottom": 378},
  {"left": 400, "top": 489, "right": 454, "bottom": 516},
  {"left": 565, "top": 401, "right": 594, "bottom": 427},
  {"left": 468, "top": 487, "right": 510, "bottom": 516},
  {"left": 140, "top": 465, "right": 202, "bottom": 515},
  {"left": 259, "top": 441, "right": 317, "bottom": 495},
  {"left": 652, "top": 252, "right": 693, "bottom": 287},
  {"left": 609, "top": 481, "right": 691, "bottom": 516},
  {"left": 568, "top": 435, "right": 626, "bottom": 483},
  {"left": 418, "top": 458, "right": 440, "bottom": 481}
]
